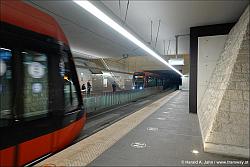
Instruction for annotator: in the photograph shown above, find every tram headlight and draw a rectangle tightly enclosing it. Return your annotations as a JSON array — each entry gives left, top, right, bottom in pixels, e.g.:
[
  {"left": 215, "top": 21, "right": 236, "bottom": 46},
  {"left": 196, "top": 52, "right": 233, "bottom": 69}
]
[
  {"left": 132, "top": 86, "right": 135, "bottom": 90},
  {"left": 139, "top": 86, "right": 143, "bottom": 90}
]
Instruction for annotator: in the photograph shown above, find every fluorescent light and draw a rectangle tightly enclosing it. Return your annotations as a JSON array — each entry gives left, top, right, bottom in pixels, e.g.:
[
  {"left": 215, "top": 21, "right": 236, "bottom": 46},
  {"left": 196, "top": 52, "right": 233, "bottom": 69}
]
[{"left": 73, "top": 0, "right": 184, "bottom": 77}]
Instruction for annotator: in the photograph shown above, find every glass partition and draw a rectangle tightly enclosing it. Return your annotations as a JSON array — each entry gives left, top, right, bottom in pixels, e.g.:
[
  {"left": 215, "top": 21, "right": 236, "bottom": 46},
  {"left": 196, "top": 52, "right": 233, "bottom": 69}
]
[{"left": 83, "top": 87, "right": 163, "bottom": 113}]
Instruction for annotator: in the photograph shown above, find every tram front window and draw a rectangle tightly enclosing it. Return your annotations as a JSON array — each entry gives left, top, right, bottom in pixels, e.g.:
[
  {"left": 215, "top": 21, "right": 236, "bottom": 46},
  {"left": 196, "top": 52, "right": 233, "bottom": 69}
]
[
  {"left": 61, "top": 54, "right": 78, "bottom": 112},
  {"left": 22, "top": 51, "right": 48, "bottom": 118},
  {"left": 148, "top": 77, "right": 156, "bottom": 87},
  {"left": 0, "top": 48, "right": 12, "bottom": 119},
  {"left": 134, "top": 75, "right": 144, "bottom": 88}
]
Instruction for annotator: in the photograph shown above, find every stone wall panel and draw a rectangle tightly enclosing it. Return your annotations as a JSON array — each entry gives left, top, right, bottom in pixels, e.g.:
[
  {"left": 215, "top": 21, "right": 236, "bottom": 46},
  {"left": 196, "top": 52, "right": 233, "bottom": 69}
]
[{"left": 197, "top": 5, "right": 249, "bottom": 158}]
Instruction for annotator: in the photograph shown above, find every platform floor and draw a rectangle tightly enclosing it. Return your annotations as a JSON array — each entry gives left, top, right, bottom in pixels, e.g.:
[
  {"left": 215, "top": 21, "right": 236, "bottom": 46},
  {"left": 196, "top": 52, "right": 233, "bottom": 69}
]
[{"left": 37, "top": 91, "right": 246, "bottom": 166}]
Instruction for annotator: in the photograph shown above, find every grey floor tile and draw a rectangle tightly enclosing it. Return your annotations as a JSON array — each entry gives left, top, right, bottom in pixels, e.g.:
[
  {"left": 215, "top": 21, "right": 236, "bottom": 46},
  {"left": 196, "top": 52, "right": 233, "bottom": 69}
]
[{"left": 89, "top": 91, "right": 246, "bottom": 167}]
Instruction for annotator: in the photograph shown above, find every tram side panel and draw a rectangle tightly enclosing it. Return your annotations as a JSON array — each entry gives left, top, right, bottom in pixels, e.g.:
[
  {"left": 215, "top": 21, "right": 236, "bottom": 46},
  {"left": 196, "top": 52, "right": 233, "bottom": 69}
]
[{"left": 0, "top": 1, "right": 85, "bottom": 166}]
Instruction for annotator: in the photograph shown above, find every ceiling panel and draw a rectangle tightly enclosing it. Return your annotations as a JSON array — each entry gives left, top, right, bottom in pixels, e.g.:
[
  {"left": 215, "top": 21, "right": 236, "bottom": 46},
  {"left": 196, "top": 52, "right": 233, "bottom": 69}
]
[
  {"left": 29, "top": 0, "right": 148, "bottom": 58},
  {"left": 102, "top": 0, "right": 249, "bottom": 55},
  {"left": 28, "top": 0, "right": 249, "bottom": 59}
]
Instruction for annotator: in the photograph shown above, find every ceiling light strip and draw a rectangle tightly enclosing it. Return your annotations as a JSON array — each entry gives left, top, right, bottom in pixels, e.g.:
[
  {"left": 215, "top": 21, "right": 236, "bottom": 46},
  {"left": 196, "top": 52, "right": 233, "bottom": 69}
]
[{"left": 73, "top": 0, "right": 183, "bottom": 76}]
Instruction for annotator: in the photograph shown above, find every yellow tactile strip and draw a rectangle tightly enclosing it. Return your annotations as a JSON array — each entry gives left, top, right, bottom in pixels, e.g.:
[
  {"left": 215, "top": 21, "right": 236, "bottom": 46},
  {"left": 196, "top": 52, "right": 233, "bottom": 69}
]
[{"left": 36, "top": 91, "right": 180, "bottom": 166}]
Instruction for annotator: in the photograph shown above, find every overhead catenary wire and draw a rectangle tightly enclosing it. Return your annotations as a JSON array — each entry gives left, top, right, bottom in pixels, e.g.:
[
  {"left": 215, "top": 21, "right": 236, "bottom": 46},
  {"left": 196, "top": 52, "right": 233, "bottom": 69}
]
[
  {"left": 124, "top": 0, "right": 130, "bottom": 23},
  {"left": 175, "top": 35, "right": 178, "bottom": 58},
  {"left": 118, "top": 0, "right": 121, "bottom": 18},
  {"left": 167, "top": 40, "right": 171, "bottom": 55},
  {"left": 150, "top": 20, "right": 153, "bottom": 44},
  {"left": 154, "top": 19, "right": 161, "bottom": 48},
  {"left": 163, "top": 40, "right": 166, "bottom": 55}
]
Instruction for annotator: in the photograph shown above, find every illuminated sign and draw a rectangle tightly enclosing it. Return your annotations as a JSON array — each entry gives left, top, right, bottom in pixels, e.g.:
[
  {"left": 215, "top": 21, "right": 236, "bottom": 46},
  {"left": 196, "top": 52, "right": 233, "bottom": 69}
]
[
  {"left": 168, "top": 58, "right": 184, "bottom": 65},
  {"left": 28, "top": 62, "right": 45, "bottom": 78},
  {"left": 135, "top": 76, "right": 144, "bottom": 78}
]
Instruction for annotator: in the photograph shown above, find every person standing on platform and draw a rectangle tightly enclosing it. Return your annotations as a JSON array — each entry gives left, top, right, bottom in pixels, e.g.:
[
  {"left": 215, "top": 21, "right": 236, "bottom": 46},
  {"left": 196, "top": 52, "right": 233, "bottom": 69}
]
[
  {"left": 81, "top": 83, "right": 86, "bottom": 94},
  {"left": 112, "top": 81, "right": 117, "bottom": 92},
  {"left": 87, "top": 80, "right": 91, "bottom": 95}
]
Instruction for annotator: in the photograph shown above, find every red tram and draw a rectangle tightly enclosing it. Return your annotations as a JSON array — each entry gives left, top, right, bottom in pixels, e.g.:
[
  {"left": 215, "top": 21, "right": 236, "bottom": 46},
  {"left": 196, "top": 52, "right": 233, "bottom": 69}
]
[
  {"left": 0, "top": 1, "right": 86, "bottom": 166},
  {"left": 133, "top": 72, "right": 162, "bottom": 89}
]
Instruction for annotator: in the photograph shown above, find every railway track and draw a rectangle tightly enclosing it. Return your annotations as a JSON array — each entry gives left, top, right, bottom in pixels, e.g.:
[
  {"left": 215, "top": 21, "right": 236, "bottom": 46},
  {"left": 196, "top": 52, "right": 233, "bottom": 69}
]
[{"left": 73, "top": 89, "right": 175, "bottom": 144}]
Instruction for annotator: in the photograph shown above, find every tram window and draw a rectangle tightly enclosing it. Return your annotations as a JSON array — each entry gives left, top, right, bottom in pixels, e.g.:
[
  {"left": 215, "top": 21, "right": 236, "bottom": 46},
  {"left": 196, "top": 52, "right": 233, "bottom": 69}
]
[
  {"left": 64, "top": 78, "right": 72, "bottom": 110},
  {"left": 148, "top": 77, "right": 156, "bottom": 87},
  {"left": 61, "top": 55, "right": 78, "bottom": 112},
  {"left": 71, "top": 84, "right": 78, "bottom": 107},
  {"left": 0, "top": 48, "right": 12, "bottom": 119},
  {"left": 22, "top": 51, "right": 48, "bottom": 118}
]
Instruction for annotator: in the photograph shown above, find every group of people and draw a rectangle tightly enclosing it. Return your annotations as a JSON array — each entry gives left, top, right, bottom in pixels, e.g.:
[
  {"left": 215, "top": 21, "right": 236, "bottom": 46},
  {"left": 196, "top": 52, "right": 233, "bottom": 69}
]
[
  {"left": 81, "top": 80, "right": 91, "bottom": 95},
  {"left": 81, "top": 81, "right": 117, "bottom": 94}
]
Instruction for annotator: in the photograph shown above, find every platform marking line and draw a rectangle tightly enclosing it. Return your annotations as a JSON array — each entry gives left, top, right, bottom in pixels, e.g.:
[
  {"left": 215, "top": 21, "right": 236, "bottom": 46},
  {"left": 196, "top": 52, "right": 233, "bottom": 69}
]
[{"left": 36, "top": 91, "right": 180, "bottom": 167}]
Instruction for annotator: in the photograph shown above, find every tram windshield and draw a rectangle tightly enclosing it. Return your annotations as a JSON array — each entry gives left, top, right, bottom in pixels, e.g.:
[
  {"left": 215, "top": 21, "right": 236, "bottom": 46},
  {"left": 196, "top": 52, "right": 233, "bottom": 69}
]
[
  {"left": 22, "top": 50, "right": 49, "bottom": 118},
  {"left": 0, "top": 48, "right": 12, "bottom": 119}
]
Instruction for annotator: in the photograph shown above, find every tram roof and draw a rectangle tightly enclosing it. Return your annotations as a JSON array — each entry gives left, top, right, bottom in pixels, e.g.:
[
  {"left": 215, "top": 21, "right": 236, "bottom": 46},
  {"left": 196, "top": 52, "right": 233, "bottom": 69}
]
[{"left": 0, "top": 1, "right": 68, "bottom": 45}]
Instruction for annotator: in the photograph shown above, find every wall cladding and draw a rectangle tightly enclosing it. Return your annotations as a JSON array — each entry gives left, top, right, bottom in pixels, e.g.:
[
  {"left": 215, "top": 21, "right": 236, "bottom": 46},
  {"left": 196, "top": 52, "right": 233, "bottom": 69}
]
[
  {"left": 198, "top": 6, "right": 249, "bottom": 158},
  {"left": 197, "top": 35, "right": 228, "bottom": 109}
]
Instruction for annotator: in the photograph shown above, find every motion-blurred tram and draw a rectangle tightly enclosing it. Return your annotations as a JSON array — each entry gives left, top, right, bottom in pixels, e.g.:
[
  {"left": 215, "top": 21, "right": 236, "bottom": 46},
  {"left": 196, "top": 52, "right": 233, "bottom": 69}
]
[
  {"left": 133, "top": 72, "right": 162, "bottom": 89},
  {"left": 0, "top": 1, "right": 85, "bottom": 166}
]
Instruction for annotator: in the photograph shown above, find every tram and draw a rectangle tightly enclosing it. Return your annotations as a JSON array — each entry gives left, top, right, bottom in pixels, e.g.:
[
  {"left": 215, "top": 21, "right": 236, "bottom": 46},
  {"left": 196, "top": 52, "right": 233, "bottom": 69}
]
[
  {"left": 0, "top": 1, "right": 86, "bottom": 166},
  {"left": 133, "top": 72, "right": 162, "bottom": 89}
]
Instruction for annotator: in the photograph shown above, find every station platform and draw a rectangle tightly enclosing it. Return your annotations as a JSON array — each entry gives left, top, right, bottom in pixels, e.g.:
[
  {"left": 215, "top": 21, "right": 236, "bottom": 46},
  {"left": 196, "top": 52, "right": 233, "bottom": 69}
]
[{"left": 37, "top": 91, "right": 246, "bottom": 166}]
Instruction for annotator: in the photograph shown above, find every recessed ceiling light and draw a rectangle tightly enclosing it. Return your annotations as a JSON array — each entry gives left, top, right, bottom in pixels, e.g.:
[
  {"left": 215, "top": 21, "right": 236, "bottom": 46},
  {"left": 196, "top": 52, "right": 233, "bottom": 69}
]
[{"left": 73, "top": 0, "right": 184, "bottom": 77}]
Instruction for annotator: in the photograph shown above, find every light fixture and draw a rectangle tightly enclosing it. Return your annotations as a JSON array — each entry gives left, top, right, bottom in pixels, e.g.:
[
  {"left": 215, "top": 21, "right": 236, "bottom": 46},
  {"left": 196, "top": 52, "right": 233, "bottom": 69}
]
[
  {"left": 0, "top": 48, "right": 11, "bottom": 51},
  {"left": 168, "top": 58, "right": 184, "bottom": 65},
  {"left": 73, "top": 0, "right": 184, "bottom": 77},
  {"left": 102, "top": 72, "right": 112, "bottom": 77}
]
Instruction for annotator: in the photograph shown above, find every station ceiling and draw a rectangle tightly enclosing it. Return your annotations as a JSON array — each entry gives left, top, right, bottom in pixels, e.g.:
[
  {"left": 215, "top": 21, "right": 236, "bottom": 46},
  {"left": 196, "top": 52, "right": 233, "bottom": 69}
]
[{"left": 28, "top": 1, "right": 248, "bottom": 59}]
